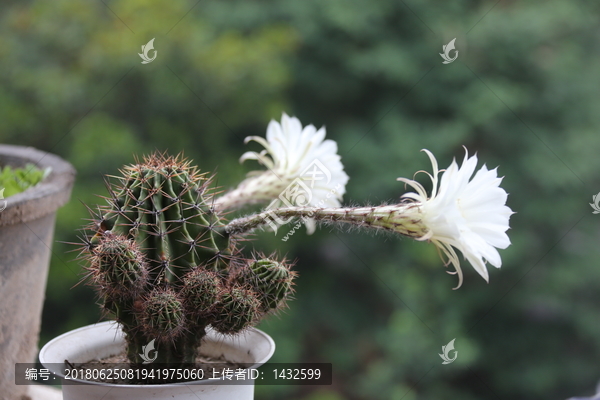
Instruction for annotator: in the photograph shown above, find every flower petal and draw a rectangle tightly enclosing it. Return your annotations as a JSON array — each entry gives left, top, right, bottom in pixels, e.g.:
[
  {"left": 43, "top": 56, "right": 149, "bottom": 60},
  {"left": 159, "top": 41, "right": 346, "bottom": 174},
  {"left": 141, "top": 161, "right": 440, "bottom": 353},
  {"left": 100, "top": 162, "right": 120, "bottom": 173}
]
[{"left": 401, "top": 148, "right": 513, "bottom": 287}]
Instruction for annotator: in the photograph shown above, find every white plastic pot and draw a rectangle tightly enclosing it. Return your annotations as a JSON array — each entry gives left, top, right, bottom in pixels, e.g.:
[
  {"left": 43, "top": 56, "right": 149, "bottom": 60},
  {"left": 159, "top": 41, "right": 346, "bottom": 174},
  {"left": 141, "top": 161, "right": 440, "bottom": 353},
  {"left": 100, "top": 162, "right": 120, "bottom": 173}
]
[{"left": 39, "top": 321, "right": 275, "bottom": 400}]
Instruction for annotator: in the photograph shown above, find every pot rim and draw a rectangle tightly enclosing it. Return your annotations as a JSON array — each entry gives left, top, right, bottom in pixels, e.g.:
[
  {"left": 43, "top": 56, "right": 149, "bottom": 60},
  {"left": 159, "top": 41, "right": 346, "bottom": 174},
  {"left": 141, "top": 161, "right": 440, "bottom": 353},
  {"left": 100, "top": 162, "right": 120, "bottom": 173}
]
[
  {"left": 0, "top": 144, "right": 75, "bottom": 226},
  {"left": 39, "top": 320, "right": 275, "bottom": 388}
]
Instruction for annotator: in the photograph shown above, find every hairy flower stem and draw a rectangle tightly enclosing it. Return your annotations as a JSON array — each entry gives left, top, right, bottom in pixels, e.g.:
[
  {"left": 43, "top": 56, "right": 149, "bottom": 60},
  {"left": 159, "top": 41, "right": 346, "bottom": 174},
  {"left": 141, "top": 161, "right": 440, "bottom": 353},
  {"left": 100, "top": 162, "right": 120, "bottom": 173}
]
[{"left": 226, "top": 204, "right": 429, "bottom": 238}]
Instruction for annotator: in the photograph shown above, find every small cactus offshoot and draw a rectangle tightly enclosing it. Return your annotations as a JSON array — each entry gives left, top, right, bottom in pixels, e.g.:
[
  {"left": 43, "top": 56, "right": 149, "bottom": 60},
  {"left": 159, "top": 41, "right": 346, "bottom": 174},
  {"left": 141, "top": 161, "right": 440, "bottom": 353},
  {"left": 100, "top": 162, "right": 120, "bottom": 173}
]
[{"left": 78, "top": 153, "right": 296, "bottom": 367}]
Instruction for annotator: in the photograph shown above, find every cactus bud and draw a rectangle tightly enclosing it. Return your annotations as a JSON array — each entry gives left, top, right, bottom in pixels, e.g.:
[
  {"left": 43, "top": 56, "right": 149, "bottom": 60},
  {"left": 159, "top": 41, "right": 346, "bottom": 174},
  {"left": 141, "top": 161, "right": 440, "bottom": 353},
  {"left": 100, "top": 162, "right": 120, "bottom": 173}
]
[
  {"left": 141, "top": 288, "right": 186, "bottom": 343},
  {"left": 89, "top": 233, "right": 148, "bottom": 300},
  {"left": 239, "top": 259, "right": 296, "bottom": 313},
  {"left": 182, "top": 268, "right": 222, "bottom": 317},
  {"left": 211, "top": 286, "right": 260, "bottom": 334}
]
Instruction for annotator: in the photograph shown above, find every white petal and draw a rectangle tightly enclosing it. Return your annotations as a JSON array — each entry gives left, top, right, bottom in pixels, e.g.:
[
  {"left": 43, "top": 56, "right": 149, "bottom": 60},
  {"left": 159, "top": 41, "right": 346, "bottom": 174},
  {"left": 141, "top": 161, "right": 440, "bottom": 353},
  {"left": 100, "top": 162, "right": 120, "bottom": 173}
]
[
  {"left": 468, "top": 224, "right": 511, "bottom": 249},
  {"left": 304, "top": 218, "right": 317, "bottom": 235},
  {"left": 237, "top": 113, "right": 349, "bottom": 213},
  {"left": 464, "top": 250, "right": 489, "bottom": 282},
  {"left": 404, "top": 148, "right": 513, "bottom": 286}
]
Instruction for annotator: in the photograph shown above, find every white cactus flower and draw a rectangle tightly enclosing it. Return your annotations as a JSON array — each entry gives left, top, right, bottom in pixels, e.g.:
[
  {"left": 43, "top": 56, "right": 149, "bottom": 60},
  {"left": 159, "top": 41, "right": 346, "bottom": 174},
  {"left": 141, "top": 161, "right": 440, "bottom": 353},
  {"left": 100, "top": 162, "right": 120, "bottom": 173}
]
[
  {"left": 398, "top": 148, "right": 514, "bottom": 288},
  {"left": 215, "top": 113, "right": 349, "bottom": 234}
]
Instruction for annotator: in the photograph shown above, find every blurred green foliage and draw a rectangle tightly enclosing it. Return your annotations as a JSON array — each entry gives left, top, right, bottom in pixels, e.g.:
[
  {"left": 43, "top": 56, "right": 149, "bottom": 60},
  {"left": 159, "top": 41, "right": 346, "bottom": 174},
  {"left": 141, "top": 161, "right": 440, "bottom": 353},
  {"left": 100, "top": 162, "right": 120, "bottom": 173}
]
[
  {"left": 0, "top": 163, "right": 49, "bottom": 197},
  {"left": 1, "top": 0, "right": 600, "bottom": 399}
]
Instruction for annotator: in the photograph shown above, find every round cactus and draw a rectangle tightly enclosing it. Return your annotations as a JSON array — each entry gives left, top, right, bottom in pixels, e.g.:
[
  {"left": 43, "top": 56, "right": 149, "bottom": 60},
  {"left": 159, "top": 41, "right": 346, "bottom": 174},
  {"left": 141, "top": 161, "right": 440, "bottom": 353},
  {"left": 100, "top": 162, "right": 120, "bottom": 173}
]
[
  {"left": 87, "top": 233, "right": 148, "bottom": 300},
  {"left": 141, "top": 288, "right": 186, "bottom": 343},
  {"left": 182, "top": 268, "right": 222, "bottom": 318},
  {"left": 99, "top": 153, "right": 229, "bottom": 278},
  {"left": 211, "top": 286, "right": 261, "bottom": 335},
  {"left": 239, "top": 258, "right": 296, "bottom": 313}
]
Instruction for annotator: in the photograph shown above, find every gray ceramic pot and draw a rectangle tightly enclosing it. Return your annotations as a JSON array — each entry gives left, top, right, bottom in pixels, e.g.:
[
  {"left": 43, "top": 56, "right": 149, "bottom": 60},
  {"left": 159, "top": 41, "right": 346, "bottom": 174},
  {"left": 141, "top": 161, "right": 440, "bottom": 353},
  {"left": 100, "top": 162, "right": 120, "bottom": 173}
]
[{"left": 0, "top": 145, "right": 75, "bottom": 399}]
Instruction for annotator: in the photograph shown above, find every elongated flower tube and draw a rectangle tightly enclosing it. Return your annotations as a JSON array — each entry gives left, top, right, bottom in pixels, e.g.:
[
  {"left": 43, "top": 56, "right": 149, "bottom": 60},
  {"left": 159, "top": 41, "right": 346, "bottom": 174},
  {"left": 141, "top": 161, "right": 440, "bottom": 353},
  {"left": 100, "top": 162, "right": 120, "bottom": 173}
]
[
  {"left": 227, "top": 148, "right": 513, "bottom": 288},
  {"left": 214, "top": 113, "right": 349, "bottom": 233}
]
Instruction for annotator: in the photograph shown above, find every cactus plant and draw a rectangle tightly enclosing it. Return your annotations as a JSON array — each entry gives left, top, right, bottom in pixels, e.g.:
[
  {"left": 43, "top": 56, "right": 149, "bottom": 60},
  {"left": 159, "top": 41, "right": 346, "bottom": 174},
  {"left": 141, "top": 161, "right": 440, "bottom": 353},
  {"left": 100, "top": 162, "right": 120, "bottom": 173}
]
[
  {"left": 75, "top": 114, "right": 514, "bottom": 382},
  {"left": 78, "top": 153, "right": 295, "bottom": 368}
]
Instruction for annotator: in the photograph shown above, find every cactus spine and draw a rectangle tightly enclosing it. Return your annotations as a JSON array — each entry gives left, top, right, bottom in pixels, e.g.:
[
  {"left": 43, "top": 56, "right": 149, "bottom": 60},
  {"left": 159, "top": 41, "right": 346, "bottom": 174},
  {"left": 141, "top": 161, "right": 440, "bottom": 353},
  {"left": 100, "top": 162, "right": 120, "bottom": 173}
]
[{"left": 79, "top": 153, "right": 295, "bottom": 368}]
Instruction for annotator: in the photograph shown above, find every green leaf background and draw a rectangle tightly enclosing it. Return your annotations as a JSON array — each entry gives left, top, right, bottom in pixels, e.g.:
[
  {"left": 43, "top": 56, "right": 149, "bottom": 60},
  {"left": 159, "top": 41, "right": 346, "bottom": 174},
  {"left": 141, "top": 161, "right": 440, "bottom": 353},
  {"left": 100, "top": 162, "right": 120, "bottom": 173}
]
[{"left": 1, "top": 0, "right": 599, "bottom": 399}]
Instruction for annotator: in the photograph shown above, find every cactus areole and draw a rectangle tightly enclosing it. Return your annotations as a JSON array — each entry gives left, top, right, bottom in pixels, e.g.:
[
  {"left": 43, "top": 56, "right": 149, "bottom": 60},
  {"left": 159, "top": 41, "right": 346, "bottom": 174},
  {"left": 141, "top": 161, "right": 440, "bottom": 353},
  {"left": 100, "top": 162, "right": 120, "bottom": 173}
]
[{"left": 79, "top": 153, "right": 295, "bottom": 367}]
